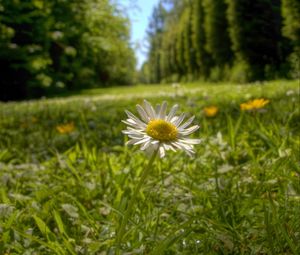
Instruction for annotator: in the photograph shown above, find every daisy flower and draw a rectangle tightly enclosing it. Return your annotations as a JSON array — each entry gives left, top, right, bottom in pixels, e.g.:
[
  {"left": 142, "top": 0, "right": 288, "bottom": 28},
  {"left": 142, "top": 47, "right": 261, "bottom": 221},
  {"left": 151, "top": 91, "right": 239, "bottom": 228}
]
[{"left": 122, "top": 100, "right": 200, "bottom": 158}]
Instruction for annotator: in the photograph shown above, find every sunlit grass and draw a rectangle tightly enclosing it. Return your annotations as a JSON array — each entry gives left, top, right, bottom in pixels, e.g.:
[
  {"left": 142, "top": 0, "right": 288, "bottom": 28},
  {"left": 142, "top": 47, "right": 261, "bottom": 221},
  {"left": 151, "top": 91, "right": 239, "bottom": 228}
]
[{"left": 0, "top": 80, "right": 299, "bottom": 254}]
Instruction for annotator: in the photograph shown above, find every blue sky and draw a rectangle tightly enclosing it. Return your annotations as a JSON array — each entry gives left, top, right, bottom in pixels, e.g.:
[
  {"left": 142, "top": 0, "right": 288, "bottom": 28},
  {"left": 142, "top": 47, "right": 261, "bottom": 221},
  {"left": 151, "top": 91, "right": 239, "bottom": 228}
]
[{"left": 118, "top": 0, "right": 160, "bottom": 69}]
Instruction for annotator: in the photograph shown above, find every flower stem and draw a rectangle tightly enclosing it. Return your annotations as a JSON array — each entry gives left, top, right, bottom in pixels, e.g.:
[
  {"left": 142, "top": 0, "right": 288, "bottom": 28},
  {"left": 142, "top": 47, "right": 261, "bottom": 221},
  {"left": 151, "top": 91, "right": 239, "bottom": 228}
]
[{"left": 115, "top": 149, "right": 158, "bottom": 253}]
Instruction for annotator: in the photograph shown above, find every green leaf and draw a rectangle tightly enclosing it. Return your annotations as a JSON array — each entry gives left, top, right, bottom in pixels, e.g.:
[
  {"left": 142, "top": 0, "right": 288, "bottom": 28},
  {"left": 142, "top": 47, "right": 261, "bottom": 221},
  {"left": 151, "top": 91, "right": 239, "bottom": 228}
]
[
  {"left": 53, "top": 210, "right": 66, "bottom": 235},
  {"left": 33, "top": 215, "right": 54, "bottom": 240}
]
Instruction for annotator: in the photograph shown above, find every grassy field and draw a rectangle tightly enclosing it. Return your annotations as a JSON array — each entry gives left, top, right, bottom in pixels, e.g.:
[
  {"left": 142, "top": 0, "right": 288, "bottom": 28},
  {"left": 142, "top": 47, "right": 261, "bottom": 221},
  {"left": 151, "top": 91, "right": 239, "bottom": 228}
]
[{"left": 0, "top": 80, "right": 299, "bottom": 254}]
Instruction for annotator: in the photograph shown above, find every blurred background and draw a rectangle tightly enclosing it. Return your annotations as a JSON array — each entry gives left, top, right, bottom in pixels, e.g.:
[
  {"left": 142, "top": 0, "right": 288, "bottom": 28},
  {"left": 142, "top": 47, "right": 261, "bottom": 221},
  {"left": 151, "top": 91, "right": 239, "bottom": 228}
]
[{"left": 0, "top": 0, "right": 299, "bottom": 101}]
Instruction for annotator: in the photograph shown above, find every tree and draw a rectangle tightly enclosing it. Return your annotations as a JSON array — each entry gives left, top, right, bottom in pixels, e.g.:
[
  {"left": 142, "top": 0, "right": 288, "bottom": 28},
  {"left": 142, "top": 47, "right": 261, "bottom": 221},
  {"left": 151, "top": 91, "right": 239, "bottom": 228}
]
[
  {"left": 146, "top": 1, "right": 167, "bottom": 83},
  {"left": 0, "top": 0, "right": 136, "bottom": 101},
  {"left": 182, "top": 6, "right": 196, "bottom": 78},
  {"left": 191, "top": 0, "right": 211, "bottom": 79},
  {"left": 282, "top": 0, "right": 300, "bottom": 78},
  {"left": 203, "top": 0, "right": 232, "bottom": 67},
  {"left": 143, "top": 0, "right": 295, "bottom": 84},
  {"left": 226, "top": 0, "right": 283, "bottom": 81}
]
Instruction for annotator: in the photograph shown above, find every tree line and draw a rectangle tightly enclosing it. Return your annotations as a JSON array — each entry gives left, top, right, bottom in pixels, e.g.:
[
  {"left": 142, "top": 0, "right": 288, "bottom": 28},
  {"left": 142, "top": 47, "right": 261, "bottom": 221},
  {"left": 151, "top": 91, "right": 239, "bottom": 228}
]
[
  {"left": 141, "top": 0, "right": 300, "bottom": 84},
  {"left": 0, "top": 0, "right": 136, "bottom": 101}
]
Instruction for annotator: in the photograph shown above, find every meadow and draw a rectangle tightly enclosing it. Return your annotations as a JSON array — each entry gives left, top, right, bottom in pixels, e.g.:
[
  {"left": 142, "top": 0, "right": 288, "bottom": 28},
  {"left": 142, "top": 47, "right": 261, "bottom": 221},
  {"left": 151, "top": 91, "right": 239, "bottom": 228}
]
[{"left": 0, "top": 80, "right": 299, "bottom": 254}]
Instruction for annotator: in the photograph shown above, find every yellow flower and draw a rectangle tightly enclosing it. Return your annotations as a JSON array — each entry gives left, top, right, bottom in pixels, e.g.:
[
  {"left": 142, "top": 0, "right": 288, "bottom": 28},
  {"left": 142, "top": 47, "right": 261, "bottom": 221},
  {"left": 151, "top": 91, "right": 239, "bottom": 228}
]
[
  {"left": 56, "top": 122, "right": 75, "bottom": 134},
  {"left": 203, "top": 106, "right": 218, "bottom": 117},
  {"left": 240, "top": 98, "right": 270, "bottom": 111}
]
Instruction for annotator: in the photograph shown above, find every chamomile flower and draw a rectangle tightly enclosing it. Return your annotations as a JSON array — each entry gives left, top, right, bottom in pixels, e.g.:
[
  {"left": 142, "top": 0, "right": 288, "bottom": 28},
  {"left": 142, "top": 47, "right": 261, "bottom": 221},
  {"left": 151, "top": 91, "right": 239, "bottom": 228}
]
[{"left": 122, "top": 100, "right": 200, "bottom": 158}]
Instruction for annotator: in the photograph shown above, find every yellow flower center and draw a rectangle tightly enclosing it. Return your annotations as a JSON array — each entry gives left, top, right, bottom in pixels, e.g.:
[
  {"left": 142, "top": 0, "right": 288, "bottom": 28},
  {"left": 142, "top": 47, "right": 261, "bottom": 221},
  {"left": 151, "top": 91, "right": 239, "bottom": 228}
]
[{"left": 146, "top": 119, "right": 178, "bottom": 141}]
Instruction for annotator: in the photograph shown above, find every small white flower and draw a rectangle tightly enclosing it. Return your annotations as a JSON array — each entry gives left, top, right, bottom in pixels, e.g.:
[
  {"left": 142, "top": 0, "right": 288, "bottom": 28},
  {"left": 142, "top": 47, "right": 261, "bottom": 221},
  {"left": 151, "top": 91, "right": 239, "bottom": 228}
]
[{"left": 122, "top": 100, "right": 201, "bottom": 158}]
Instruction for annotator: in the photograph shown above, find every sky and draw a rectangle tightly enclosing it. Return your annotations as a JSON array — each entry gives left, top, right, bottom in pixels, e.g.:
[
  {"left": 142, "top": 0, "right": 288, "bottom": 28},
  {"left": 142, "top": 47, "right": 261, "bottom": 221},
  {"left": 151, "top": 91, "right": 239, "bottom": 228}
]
[{"left": 118, "top": 0, "right": 160, "bottom": 69}]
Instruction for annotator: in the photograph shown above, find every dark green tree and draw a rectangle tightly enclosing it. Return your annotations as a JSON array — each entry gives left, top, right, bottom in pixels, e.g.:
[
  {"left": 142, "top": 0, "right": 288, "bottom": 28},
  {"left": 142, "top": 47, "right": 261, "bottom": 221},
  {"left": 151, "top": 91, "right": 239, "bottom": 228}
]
[
  {"left": 282, "top": 0, "right": 300, "bottom": 78},
  {"left": 226, "top": 0, "right": 283, "bottom": 81},
  {"left": 191, "top": 0, "right": 211, "bottom": 79},
  {"left": 176, "top": 24, "right": 186, "bottom": 79},
  {"left": 143, "top": 0, "right": 295, "bottom": 84},
  {"left": 0, "top": 0, "right": 136, "bottom": 101},
  {"left": 203, "top": 0, "right": 232, "bottom": 68},
  {"left": 182, "top": 6, "right": 197, "bottom": 79}
]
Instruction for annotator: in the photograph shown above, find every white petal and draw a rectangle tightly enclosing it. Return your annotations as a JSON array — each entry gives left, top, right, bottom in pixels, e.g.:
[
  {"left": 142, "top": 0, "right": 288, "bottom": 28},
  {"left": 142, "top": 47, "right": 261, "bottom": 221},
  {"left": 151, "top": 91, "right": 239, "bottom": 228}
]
[
  {"left": 168, "top": 143, "right": 177, "bottom": 152},
  {"left": 126, "top": 139, "right": 140, "bottom": 145},
  {"left": 158, "top": 101, "right": 168, "bottom": 119},
  {"left": 170, "top": 142, "right": 194, "bottom": 156},
  {"left": 134, "top": 137, "right": 151, "bottom": 145},
  {"left": 145, "top": 143, "right": 159, "bottom": 155},
  {"left": 159, "top": 146, "right": 165, "bottom": 158},
  {"left": 125, "top": 110, "right": 147, "bottom": 127},
  {"left": 163, "top": 143, "right": 176, "bottom": 152},
  {"left": 184, "top": 149, "right": 195, "bottom": 156},
  {"left": 128, "top": 134, "right": 145, "bottom": 139},
  {"left": 155, "top": 104, "right": 161, "bottom": 118},
  {"left": 136, "top": 104, "right": 150, "bottom": 123},
  {"left": 129, "top": 132, "right": 146, "bottom": 137},
  {"left": 180, "top": 142, "right": 194, "bottom": 151},
  {"left": 178, "top": 115, "right": 195, "bottom": 130},
  {"left": 163, "top": 143, "right": 170, "bottom": 150},
  {"left": 140, "top": 140, "right": 152, "bottom": 150},
  {"left": 125, "top": 126, "right": 144, "bottom": 131},
  {"left": 170, "top": 142, "right": 183, "bottom": 150},
  {"left": 122, "top": 119, "right": 144, "bottom": 129},
  {"left": 177, "top": 142, "right": 195, "bottom": 154},
  {"left": 178, "top": 138, "right": 201, "bottom": 145},
  {"left": 166, "top": 104, "right": 179, "bottom": 121},
  {"left": 151, "top": 140, "right": 160, "bottom": 145},
  {"left": 172, "top": 113, "right": 186, "bottom": 127},
  {"left": 171, "top": 116, "right": 178, "bottom": 123},
  {"left": 122, "top": 119, "right": 133, "bottom": 126},
  {"left": 123, "top": 118, "right": 136, "bottom": 125},
  {"left": 122, "top": 129, "right": 144, "bottom": 136},
  {"left": 143, "top": 100, "right": 156, "bottom": 119},
  {"left": 172, "top": 141, "right": 193, "bottom": 151},
  {"left": 179, "top": 125, "right": 199, "bottom": 136}
]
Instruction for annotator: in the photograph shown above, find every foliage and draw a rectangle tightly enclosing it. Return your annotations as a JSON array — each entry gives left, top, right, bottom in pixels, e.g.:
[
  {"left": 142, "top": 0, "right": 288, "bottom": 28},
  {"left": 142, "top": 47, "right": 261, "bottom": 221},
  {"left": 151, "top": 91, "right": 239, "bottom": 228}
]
[
  {"left": 191, "top": 0, "right": 211, "bottom": 79},
  {"left": 146, "top": 1, "right": 167, "bottom": 83},
  {"left": 281, "top": 0, "right": 300, "bottom": 78},
  {"left": 225, "top": 0, "right": 283, "bottom": 81},
  {"left": 281, "top": 0, "right": 300, "bottom": 44},
  {"left": 182, "top": 5, "right": 195, "bottom": 78},
  {"left": 0, "top": 0, "right": 136, "bottom": 101},
  {"left": 202, "top": 0, "right": 232, "bottom": 68},
  {"left": 142, "top": 0, "right": 296, "bottom": 83},
  {"left": 0, "top": 80, "right": 299, "bottom": 254}
]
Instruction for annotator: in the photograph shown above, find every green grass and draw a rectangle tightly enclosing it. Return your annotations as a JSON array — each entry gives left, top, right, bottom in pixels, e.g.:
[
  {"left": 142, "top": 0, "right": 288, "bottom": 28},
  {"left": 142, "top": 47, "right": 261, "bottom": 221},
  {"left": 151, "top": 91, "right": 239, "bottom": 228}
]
[{"left": 0, "top": 80, "right": 299, "bottom": 254}]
